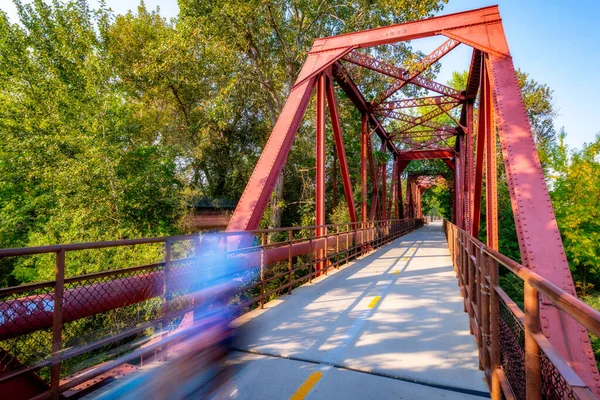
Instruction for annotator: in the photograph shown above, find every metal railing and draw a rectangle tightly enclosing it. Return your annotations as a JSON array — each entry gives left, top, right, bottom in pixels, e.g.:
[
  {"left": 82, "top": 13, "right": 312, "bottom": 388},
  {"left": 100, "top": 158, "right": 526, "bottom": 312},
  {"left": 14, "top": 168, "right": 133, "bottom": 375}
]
[
  {"left": 0, "top": 218, "right": 423, "bottom": 399},
  {"left": 444, "top": 220, "right": 600, "bottom": 400}
]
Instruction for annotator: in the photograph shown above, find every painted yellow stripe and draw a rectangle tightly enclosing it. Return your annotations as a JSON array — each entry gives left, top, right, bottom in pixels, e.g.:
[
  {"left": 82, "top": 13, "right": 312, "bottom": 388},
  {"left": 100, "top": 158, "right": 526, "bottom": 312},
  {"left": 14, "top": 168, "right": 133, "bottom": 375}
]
[
  {"left": 393, "top": 270, "right": 400, "bottom": 275},
  {"left": 290, "top": 371, "right": 324, "bottom": 400},
  {"left": 402, "top": 257, "right": 409, "bottom": 261},
  {"left": 368, "top": 296, "right": 381, "bottom": 308}
]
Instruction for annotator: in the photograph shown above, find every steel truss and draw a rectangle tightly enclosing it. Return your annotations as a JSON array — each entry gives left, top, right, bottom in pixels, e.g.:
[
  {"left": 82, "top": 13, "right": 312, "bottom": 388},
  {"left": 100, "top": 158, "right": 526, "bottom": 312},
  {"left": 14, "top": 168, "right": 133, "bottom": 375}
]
[{"left": 227, "top": 6, "right": 599, "bottom": 396}]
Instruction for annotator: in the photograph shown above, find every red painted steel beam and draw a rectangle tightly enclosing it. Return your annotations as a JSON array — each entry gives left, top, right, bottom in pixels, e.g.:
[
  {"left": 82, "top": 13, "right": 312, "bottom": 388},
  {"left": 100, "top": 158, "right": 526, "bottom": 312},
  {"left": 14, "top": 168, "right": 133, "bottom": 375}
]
[
  {"left": 485, "top": 55, "right": 498, "bottom": 250},
  {"left": 464, "top": 100, "right": 474, "bottom": 234},
  {"left": 471, "top": 57, "right": 486, "bottom": 237},
  {"left": 316, "top": 74, "right": 326, "bottom": 274},
  {"left": 464, "top": 50, "right": 482, "bottom": 100},
  {"left": 361, "top": 113, "right": 368, "bottom": 225},
  {"left": 313, "top": 6, "right": 501, "bottom": 51},
  {"left": 381, "top": 150, "right": 387, "bottom": 220},
  {"left": 228, "top": 47, "right": 354, "bottom": 233},
  {"left": 391, "top": 129, "right": 458, "bottom": 139},
  {"left": 397, "top": 149, "right": 454, "bottom": 161},
  {"left": 326, "top": 75, "right": 357, "bottom": 223},
  {"left": 471, "top": 19, "right": 600, "bottom": 390},
  {"left": 372, "top": 38, "right": 460, "bottom": 106},
  {"left": 378, "top": 103, "right": 460, "bottom": 133},
  {"left": 332, "top": 62, "right": 398, "bottom": 155},
  {"left": 378, "top": 95, "right": 461, "bottom": 110},
  {"left": 343, "top": 51, "right": 464, "bottom": 100},
  {"left": 455, "top": 134, "right": 465, "bottom": 230}
]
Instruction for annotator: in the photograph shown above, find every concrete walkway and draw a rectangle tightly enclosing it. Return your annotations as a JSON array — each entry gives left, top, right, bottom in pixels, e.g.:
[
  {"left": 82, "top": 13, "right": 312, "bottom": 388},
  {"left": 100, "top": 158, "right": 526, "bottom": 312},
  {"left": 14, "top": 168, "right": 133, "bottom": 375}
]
[{"left": 228, "top": 221, "right": 489, "bottom": 399}]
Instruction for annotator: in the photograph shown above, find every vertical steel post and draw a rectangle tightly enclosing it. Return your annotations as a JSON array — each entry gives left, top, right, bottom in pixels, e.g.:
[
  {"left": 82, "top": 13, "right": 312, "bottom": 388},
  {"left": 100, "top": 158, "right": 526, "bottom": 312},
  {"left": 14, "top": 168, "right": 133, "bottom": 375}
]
[
  {"left": 51, "top": 249, "right": 65, "bottom": 397},
  {"left": 336, "top": 225, "right": 340, "bottom": 268},
  {"left": 361, "top": 113, "right": 368, "bottom": 227},
  {"left": 316, "top": 73, "right": 326, "bottom": 276},
  {"left": 161, "top": 240, "right": 171, "bottom": 361},
  {"left": 524, "top": 282, "right": 542, "bottom": 399},
  {"left": 489, "top": 253, "right": 501, "bottom": 400},
  {"left": 308, "top": 233, "right": 314, "bottom": 283},
  {"left": 484, "top": 58, "right": 499, "bottom": 250},
  {"left": 381, "top": 151, "right": 387, "bottom": 220},
  {"left": 472, "top": 59, "right": 486, "bottom": 237},
  {"left": 465, "top": 100, "right": 475, "bottom": 233},
  {"left": 326, "top": 76, "right": 357, "bottom": 222},
  {"left": 479, "top": 248, "right": 491, "bottom": 373},
  {"left": 288, "top": 230, "right": 293, "bottom": 294},
  {"left": 260, "top": 233, "right": 266, "bottom": 308},
  {"left": 455, "top": 143, "right": 463, "bottom": 229}
]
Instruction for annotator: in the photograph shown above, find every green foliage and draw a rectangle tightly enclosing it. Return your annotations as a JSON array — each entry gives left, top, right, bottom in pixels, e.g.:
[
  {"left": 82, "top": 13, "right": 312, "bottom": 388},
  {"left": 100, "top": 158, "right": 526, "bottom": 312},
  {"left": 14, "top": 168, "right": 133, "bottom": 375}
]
[
  {"left": 421, "top": 184, "right": 451, "bottom": 219},
  {"left": 581, "top": 293, "right": 600, "bottom": 369},
  {"left": 330, "top": 201, "right": 351, "bottom": 225},
  {"left": 0, "top": 1, "right": 183, "bottom": 284},
  {"left": 549, "top": 133, "right": 600, "bottom": 295}
]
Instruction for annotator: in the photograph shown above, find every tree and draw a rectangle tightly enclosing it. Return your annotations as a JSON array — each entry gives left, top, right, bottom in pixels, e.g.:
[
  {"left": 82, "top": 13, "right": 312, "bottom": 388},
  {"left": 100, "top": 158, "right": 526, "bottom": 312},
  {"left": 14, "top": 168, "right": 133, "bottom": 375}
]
[
  {"left": 0, "top": 1, "right": 182, "bottom": 283},
  {"left": 550, "top": 132, "right": 600, "bottom": 295},
  {"left": 178, "top": 0, "right": 448, "bottom": 228}
]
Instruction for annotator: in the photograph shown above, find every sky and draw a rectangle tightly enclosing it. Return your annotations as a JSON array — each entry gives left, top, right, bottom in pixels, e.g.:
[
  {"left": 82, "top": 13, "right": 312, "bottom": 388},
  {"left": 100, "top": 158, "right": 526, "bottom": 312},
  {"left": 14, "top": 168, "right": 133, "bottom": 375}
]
[{"left": 2, "top": 0, "right": 599, "bottom": 149}]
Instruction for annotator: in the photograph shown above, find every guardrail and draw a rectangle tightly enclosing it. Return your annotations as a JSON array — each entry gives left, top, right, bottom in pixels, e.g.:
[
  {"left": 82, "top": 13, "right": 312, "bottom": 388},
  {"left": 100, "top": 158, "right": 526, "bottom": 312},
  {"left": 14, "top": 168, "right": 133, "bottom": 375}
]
[
  {"left": 0, "top": 218, "right": 423, "bottom": 399},
  {"left": 444, "top": 220, "right": 600, "bottom": 400}
]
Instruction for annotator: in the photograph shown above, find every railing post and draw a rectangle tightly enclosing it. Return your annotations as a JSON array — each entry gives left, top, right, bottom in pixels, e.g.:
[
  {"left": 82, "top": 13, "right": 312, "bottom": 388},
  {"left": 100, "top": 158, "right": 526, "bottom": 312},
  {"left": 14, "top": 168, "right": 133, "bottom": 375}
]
[
  {"left": 308, "top": 234, "right": 313, "bottom": 283},
  {"left": 466, "top": 237, "right": 474, "bottom": 331},
  {"left": 524, "top": 281, "right": 542, "bottom": 399},
  {"left": 51, "top": 249, "right": 65, "bottom": 398},
  {"left": 479, "top": 247, "right": 490, "bottom": 374},
  {"left": 347, "top": 223, "right": 351, "bottom": 263},
  {"left": 161, "top": 240, "right": 171, "bottom": 361},
  {"left": 288, "top": 230, "right": 293, "bottom": 294},
  {"left": 323, "top": 226, "right": 328, "bottom": 276},
  {"left": 260, "top": 232, "right": 265, "bottom": 308},
  {"left": 336, "top": 225, "right": 340, "bottom": 268},
  {"left": 489, "top": 251, "right": 501, "bottom": 400},
  {"left": 476, "top": 243, "right": 483, "bottom": 369}
]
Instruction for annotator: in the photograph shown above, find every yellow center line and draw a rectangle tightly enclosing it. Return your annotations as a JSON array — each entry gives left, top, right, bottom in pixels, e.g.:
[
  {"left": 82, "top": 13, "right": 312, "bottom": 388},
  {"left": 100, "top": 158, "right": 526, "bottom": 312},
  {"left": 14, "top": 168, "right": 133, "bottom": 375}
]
[
  {"left": 402, "top": 257, "right": 409, "bottom": 261},
  {"left": 393, "top": 270, "right": 400, "bottom": 275},
  {"left": 290, "top": 371, "right": 324, "bottom": 400},
  {"left": 368, "top": 296, "right": 381, "bottom": 308}
]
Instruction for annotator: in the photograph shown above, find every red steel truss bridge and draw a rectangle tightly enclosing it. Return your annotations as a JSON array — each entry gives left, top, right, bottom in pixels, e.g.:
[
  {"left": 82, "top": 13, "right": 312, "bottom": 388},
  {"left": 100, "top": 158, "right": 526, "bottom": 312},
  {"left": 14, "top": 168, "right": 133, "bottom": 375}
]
[{"left": 1, "top": 6, "right": 599, "bottom": 400}]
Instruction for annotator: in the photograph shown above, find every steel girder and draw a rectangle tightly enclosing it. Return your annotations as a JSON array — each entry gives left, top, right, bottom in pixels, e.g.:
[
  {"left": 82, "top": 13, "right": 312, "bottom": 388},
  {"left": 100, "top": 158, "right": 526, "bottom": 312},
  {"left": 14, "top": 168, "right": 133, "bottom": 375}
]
[
  {"left": 343, "top": 50, "right": 464, "bottom": 100},
  {"left": 226, "top": 6, "right": 598, "bottom": 391}
]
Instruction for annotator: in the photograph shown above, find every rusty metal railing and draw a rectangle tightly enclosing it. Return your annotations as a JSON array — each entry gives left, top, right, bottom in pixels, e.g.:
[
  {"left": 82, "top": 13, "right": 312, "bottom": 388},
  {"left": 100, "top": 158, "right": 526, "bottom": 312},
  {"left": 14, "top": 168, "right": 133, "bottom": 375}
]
[
  {"left": 444, "top": 220, "right": 600, "bottom": 400},
  {"left": 0, "top": 218, "right": 423, "bottom": 399}
]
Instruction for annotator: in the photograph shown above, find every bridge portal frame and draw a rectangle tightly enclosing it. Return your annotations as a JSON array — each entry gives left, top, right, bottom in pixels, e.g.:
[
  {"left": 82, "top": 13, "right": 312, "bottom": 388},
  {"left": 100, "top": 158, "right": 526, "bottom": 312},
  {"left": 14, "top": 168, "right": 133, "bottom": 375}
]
[{"left": 227, "top": 5, "right": 600, "bottom": 397}]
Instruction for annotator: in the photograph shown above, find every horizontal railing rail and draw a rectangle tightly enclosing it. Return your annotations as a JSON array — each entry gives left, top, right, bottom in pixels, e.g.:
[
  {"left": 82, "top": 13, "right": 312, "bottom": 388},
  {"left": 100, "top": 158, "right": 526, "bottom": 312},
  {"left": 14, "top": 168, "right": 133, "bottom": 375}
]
[
  {"left": 0, "top": 218, "right": 423, "bottom": 399},
  {"left": 443, "top": 219, "right": 599, "bottom": 400}
]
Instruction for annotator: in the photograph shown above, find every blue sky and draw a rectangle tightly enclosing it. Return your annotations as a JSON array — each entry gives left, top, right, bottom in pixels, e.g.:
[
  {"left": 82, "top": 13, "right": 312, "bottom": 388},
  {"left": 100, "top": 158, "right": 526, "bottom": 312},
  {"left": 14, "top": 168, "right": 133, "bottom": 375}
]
[{"left": 2, "top": 0, "right": 598, "bottom": 149}]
